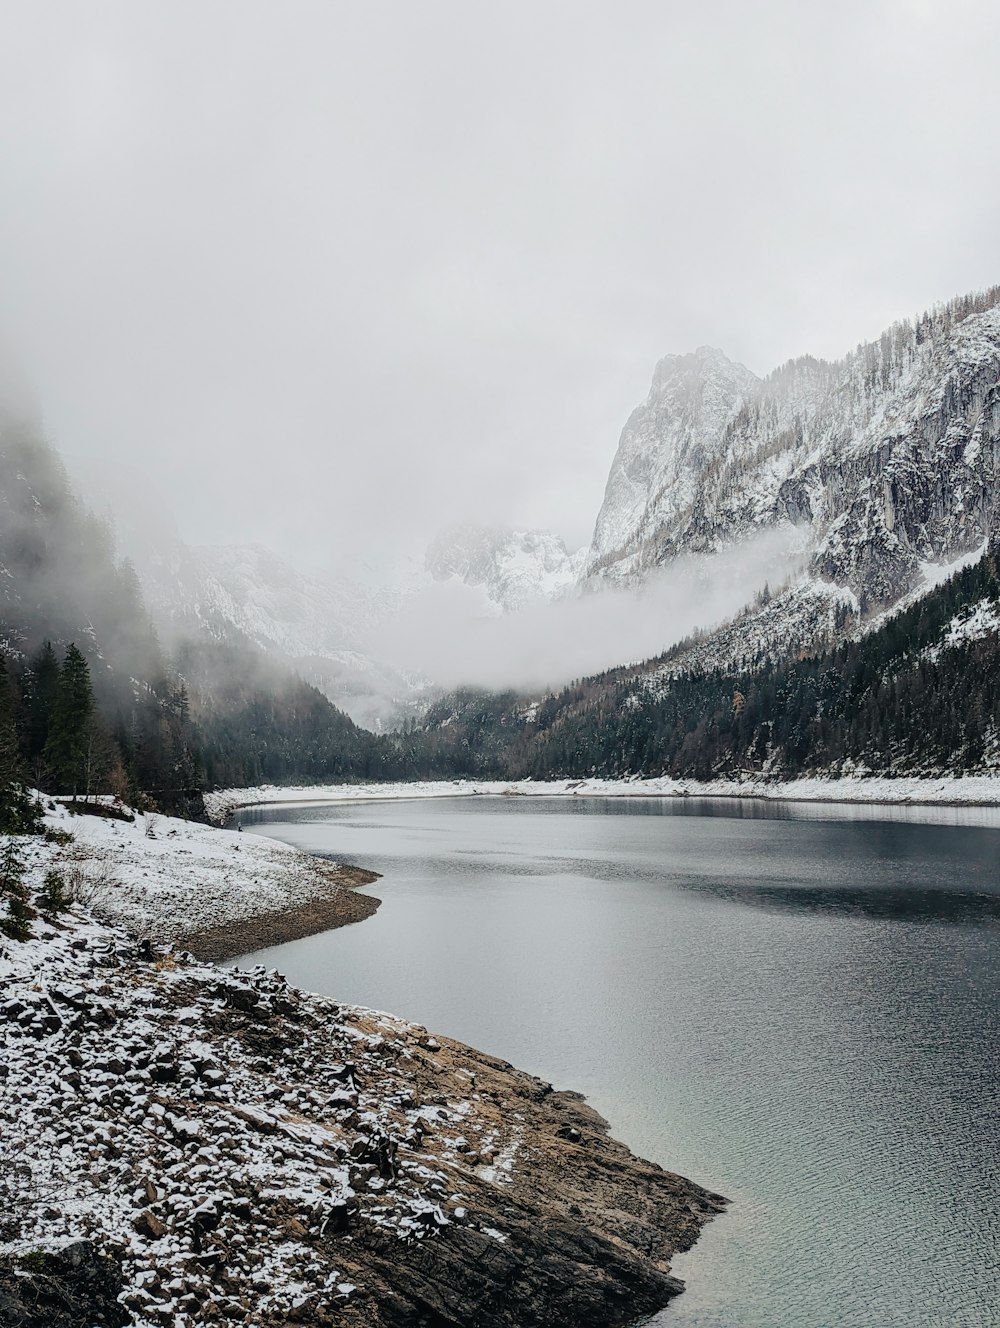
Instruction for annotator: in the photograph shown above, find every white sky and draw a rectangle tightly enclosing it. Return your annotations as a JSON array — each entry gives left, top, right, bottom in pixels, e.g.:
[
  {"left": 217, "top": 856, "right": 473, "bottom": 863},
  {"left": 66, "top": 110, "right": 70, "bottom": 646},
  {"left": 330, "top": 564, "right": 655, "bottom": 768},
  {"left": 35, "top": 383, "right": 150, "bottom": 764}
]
[{"left": 1, "top": 1, "right": 998, "bottom": 576}]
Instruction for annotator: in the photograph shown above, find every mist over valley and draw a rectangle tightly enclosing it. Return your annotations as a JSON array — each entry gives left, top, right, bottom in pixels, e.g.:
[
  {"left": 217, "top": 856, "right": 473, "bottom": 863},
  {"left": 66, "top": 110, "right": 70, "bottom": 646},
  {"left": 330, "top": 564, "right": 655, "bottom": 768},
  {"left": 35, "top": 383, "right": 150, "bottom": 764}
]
[{"left": 1, "top": 8, "right": 999, "bottom": 1328}]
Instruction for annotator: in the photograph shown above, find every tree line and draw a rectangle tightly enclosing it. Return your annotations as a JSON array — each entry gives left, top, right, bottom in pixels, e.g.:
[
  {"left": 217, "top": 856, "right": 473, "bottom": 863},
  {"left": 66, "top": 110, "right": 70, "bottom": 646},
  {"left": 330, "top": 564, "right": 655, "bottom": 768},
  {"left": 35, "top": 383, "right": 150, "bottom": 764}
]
[
  {"left": 2, "top": 639, "right": 200, "bottom": 811},
  {"left": 410, "top": 546, "right": 1000, "bottom": 783}
]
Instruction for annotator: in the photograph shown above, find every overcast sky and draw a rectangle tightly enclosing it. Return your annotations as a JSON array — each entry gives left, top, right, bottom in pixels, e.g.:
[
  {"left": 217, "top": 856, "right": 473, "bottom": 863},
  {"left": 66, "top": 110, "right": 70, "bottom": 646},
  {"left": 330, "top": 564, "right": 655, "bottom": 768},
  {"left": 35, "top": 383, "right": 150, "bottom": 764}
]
[{"left": 1, "top": 1, "right": 998, "bottom": 577}]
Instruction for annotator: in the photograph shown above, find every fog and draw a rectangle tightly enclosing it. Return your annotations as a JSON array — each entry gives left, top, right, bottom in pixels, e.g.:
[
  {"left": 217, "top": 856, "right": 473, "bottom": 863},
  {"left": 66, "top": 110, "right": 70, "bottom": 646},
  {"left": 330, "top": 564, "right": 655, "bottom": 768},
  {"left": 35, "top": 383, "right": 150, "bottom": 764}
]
[
  {"left": 0, "top": 1, "right": 998, "bottom": 576},
  {"left": 1, "top": 3, "right": 999, "bottom": 704},
  {"left": 371, "top": 531, "right": 802, "bottom": 692}
]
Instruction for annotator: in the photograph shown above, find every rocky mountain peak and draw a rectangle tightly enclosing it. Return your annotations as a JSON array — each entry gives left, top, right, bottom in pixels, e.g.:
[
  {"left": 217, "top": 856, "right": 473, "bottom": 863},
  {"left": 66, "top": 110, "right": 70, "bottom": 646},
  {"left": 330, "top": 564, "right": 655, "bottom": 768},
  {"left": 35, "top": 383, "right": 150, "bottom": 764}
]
[
  {"left": 583, "top": 289, "right": 1000, "bottom": 617},
  {"left": 587, "top": 347, "right": 758, "bottom": 578},
  {"left": 649, "top": 344, "right": 746, "bottom": 390},
  {"left": 425, "top": 524, "right": 586, "bottom": 614}
]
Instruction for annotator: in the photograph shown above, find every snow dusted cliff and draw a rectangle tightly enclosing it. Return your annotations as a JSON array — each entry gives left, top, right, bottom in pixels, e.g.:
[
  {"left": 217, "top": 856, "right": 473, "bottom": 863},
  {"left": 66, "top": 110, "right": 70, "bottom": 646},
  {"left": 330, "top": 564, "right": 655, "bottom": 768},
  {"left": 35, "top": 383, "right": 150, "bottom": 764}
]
[
  {"left": 587, "top": 346, "right": 759, "bottom": 578},
  {"left": 586, "top": 291, "right": 1000, "bottom": 613},
  {"left": 425, "top": 525, "right": 587, "bottom": 614},
  {"left": 419, "top": 289, "right": 1000, "bottom": 685}
]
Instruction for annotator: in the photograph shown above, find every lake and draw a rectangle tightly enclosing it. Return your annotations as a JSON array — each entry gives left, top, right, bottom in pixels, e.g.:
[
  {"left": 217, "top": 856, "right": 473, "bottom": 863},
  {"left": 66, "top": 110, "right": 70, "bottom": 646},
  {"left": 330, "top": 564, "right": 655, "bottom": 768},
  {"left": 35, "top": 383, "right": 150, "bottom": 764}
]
[{"left": 231, "top": 795, "right": 1000, "bottom": 1327}]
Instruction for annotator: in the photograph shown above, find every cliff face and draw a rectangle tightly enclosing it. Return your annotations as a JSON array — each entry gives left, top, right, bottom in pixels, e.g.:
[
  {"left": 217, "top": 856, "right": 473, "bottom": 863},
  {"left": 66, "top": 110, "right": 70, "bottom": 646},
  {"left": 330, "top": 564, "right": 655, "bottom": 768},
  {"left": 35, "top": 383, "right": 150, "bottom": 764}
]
[
  {"left": 808, "top": 308, "right": 1000, "bottom": 605},
  {"left": 587, "top": 346, "right": 759, "bottom": 580},
  {"left": 586, "top": 290, "right": 1000, "bottom": 612}
]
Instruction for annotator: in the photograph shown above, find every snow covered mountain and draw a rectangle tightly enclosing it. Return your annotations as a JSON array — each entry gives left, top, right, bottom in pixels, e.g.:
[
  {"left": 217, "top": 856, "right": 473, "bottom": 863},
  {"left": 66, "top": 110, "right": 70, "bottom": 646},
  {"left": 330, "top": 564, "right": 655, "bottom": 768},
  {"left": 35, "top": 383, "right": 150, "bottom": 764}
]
[
  {"left": 66, "top": 285, "right": 1000, "bottom": 722},
  {"left": 140, "top": 541, "right": 377, "bottom": 657},
  {"left": 425, "top": 524, "right": 587, "bottom": 614},
  {"left": 587, "top": 346, "right": 759, "bottom": 579},
  {"left": 136, "top": 541, "right": 430, "bottom": 730},
  {"left": 586, "top": 289, "right": 1000, "bottom": 615},
  {"left": 423, "top": 288, "right": 1000, "bottom": 667}
]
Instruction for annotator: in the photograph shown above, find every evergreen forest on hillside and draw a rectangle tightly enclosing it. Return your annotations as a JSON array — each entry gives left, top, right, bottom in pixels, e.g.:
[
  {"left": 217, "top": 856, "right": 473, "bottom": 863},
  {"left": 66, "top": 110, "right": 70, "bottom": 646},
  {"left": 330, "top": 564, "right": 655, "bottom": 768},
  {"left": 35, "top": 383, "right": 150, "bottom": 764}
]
[
  {"left": 408, "top": 546, "right": 1000, "bottom": 782},
  {"left": 0, "top": 425, "right": 404, "bottom": 826}
]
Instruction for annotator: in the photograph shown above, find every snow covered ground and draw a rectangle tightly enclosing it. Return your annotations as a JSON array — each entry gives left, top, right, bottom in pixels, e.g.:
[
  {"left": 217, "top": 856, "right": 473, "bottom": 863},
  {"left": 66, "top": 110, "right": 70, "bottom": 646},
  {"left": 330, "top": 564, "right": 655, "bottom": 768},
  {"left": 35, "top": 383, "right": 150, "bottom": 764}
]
[
  {"left": 1, "top": 813, "right": 715, "bottom": 1327},
  {"left": 18, "top": 798, "right": 367, "bottom": 943},
  {"left": 205, "top": 771, "right": 1000, "bottom": 823},
  {"left": 923, "top": 595, "right": 1000, "bottom": 660},
  {"left": 0, "top": 909, "right": 530, "bottom": 1325},
  {"left": 0, "top": 808, "right": 522, "bottom": 1323}
]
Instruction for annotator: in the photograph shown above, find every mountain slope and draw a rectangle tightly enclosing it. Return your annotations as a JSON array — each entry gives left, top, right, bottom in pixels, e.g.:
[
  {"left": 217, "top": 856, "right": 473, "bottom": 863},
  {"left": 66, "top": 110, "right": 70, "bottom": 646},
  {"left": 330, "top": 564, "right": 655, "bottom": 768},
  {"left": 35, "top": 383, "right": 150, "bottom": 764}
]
[
  {"left": 0, "top": 425, "right": 408, "bottom": 802},
  {"left": 141, "top": 542, "right": 374, "bottom": 655},
  {"left": 413, "top": 543, "right": 1000, "bottom": 782},
  {"left": 0, "top": 421, "right": 161, "bottom": 694},
  {"left": 136, "top": 540, "right": 429, "bottom": 730},
  {"left": 586, "top": 289, "right": 1000, "bottom": 616},
  {"left": 425, "top": 524, "right": 587, "bottom": 614}
]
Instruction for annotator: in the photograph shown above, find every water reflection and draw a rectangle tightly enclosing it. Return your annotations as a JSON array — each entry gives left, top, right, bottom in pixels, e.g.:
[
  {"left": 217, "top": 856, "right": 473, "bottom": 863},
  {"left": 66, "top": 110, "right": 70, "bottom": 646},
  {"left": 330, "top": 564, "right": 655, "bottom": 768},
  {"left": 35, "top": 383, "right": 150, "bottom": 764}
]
[
  {"left": 677, "top": 882, "right": 1000, "bottom": 924},
  {"left": 233, "top": 796, "right": 1000, "bottom": 1328},
  {"left": 239, "top": 791, "right": 1000, "bottom": 832}
]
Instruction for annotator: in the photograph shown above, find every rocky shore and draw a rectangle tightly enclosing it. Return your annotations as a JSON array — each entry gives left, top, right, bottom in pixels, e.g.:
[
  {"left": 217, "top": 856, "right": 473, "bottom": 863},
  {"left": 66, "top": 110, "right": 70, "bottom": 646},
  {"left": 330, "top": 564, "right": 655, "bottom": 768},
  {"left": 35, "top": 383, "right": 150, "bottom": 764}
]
[
  {"left": 1, "top": 906, "right": 725, "bottom": 1327},
  {"left": 1, "top": 800, "right": 727, "bottom": 1326},
  {"left": 180, "top": 864, "right": 381, "bottom": 964},
  {"left": 15, "top": 799, "right": 384, "bottom": 954}
]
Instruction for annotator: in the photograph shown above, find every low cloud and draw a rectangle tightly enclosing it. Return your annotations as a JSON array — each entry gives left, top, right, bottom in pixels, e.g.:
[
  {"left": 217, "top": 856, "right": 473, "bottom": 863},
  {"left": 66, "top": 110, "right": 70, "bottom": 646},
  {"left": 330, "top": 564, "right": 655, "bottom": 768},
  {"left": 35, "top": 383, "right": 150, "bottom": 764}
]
[{"left": 369, "top": 528, "right": 802, "bottom": 693}]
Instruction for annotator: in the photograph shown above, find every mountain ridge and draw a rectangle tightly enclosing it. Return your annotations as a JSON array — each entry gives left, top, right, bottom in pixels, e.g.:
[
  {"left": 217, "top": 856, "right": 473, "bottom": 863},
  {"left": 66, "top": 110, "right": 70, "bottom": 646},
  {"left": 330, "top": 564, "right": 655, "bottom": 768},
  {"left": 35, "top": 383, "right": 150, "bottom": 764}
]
[{"left": 585, "top": 288, "right": 1000, "bottom": 617}]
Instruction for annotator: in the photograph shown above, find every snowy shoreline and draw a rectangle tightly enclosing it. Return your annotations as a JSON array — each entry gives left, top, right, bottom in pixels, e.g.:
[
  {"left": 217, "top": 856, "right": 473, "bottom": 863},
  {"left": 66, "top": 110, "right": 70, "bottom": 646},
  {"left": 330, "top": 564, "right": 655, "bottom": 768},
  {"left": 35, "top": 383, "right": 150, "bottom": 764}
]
[
  {"left": 1, "top": 801, "right": 724, "bottom": 1327},
  {"left": 16, "top": 798, "right": 382, "bottom": 960},
  {"left": 1, "top": 908, "right": 723, "bottom": 1327},
  {"left": 205, "top": 772, "right": 1000, "bottom": 823}
]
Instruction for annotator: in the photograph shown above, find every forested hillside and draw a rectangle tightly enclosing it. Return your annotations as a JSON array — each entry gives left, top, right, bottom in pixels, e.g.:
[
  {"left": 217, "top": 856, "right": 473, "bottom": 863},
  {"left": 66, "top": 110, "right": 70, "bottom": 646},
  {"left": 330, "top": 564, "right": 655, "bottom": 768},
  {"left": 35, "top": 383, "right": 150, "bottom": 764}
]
[
  {"left": 0, "top": 422, "right": 200, "bottom": 813},
  {"left": 175, "top": 639, "right": 405, "bottom": 788},
  {"left": 414, "top": 545, "right": 1000, "bottom": 781},
  {"left": 0, "top": 425, "right": 402, "bottom": 824}
]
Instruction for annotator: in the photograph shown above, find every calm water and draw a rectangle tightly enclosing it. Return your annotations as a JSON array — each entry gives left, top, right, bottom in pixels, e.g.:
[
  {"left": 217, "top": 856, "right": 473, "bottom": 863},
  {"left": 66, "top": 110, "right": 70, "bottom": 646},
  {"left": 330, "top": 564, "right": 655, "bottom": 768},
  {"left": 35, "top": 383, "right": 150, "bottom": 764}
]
[{"left": 232, "top": 796, "right": 1000, "bottom": 1327}]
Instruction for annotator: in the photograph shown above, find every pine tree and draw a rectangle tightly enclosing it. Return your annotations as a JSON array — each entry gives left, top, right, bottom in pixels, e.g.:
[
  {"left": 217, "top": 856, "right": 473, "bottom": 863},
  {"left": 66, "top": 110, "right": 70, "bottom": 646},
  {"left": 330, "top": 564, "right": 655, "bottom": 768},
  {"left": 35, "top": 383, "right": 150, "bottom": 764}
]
[
  {"left": 43, "top": 644, "right": 95, "bottom": 799},
  {"left": 23, "top": 640, "right": 60, "bottom": 784},
  {"left": 37, "top": 869, "right": 70, "bottom": 920},
  {"left": 0, "top": 657, "right": 34, "bottom": 834},
  {"left": 0, "top": 838, "right": 34, "bottom": 941}
]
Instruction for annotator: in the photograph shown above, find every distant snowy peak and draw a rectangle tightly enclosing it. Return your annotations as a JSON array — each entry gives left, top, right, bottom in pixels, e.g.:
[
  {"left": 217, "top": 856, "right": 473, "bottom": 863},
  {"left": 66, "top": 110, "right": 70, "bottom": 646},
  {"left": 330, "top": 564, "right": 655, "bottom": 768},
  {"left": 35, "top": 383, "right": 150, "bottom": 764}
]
[
  {"left": 425, "top": 523, "right": 587, "bottom": 614},
  {"left": 585, "top": 289, "right": 1000, "bottom": 611},
  {"left": 587, "top": 346, "right": 758, "bottom": 579},
  {"left": 135, "top": 541, "right": 429, "bottom": 728},
  {"left": 138, "top": 541, "right": 374, "bottom": 658}
]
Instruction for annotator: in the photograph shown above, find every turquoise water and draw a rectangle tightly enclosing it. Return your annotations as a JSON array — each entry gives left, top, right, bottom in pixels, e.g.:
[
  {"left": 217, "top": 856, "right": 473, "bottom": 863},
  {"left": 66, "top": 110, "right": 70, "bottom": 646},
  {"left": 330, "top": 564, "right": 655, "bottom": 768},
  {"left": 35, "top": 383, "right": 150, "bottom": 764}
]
[{"left": 232, "top": 796, "right": 1000, "bottom": 1327}]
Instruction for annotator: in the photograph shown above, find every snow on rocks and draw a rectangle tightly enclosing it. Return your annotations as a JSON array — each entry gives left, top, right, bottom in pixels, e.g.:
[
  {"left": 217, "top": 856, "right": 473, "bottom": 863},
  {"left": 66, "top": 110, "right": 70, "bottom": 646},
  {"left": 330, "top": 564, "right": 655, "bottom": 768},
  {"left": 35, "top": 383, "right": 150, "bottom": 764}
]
[
  {"left": 0, "top": 909, "right": 523, "bottom": 1325},
  {"left": 0, "top": 901, "right": 723, "bottom": 1327},
  {"left": 21, "top": 798, "right": 368, "bottom": 947}
]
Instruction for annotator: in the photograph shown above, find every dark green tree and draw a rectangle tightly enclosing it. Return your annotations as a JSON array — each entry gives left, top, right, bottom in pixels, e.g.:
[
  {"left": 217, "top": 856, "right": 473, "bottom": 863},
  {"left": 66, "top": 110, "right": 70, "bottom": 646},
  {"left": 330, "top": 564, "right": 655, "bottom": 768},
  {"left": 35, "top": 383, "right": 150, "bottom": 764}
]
[
  {"left": 0, "top": 838, "right": 34, "bottom": 941},
  {"left": 43, "top": 645, "right": 95, "bottom": 799},
  {"left": 22, "top": 641, "right": 60, "bottom": 783},
  {"left": 37, "top": 869, "right": 70, "bottom": 920},
  {"left": 0, "top": 658, "right": 35, "bottom": 834}
]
